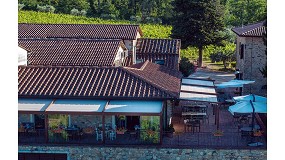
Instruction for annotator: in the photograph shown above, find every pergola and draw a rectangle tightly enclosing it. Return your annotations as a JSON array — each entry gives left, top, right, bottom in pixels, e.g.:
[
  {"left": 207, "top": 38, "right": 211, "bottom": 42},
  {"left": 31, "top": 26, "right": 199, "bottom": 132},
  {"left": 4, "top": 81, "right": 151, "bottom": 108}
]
[
  {"left": 179, "top": 77, "right": 222, "bottom": 129},
  {"left": 18, "top": 99, "right": 164, "bottom": 144}
]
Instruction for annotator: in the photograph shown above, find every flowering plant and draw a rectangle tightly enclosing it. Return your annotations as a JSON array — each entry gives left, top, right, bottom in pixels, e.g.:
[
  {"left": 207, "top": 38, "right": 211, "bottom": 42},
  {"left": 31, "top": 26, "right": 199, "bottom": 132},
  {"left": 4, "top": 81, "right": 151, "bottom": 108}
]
[{"left": 116, "top": 127, "right": 127, "bottom": 132}]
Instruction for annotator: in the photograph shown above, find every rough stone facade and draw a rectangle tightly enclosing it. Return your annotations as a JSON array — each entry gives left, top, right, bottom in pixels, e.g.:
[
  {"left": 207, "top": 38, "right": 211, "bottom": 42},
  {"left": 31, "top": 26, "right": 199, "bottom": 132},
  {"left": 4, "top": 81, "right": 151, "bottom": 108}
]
[
  {"left": 166, "top": 100, "right": 174, "bottom": 126},
  {"left": 236, "top": 36, "right": 267, "bottom": 96},
  {"left": 19, "top": 145, "right": 267, "bottom": 160}
]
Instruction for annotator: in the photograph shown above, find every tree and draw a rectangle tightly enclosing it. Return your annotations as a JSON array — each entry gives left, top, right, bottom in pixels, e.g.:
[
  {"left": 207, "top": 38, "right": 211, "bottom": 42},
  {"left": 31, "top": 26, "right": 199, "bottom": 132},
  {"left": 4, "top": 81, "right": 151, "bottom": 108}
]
[
  {"left": 171, "top": 0, "right": 227, "bottom": 67},
  {"left": 225, "top": 0, "right": 266, "bottom": 27}
]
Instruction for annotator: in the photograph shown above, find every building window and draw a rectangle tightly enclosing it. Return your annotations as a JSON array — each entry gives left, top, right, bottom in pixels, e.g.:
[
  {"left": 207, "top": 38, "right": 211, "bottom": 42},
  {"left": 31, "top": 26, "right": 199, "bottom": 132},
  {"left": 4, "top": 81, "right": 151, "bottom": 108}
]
[
  {"left": 155, "top": 60, "right": 165, "bottom": 65},
  {"left": 240, "top": 44, "right": 244, "bottom": 59},
  {"left": 136, "top": 59, "right": 143, "bottom": 63}
]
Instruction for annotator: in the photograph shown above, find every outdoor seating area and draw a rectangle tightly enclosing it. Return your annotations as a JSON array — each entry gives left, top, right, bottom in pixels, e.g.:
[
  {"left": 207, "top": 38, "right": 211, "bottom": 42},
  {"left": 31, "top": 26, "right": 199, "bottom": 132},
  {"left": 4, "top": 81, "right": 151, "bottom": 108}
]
[{"left": 164, "top": 100, "right": 267, "bottom": 148}]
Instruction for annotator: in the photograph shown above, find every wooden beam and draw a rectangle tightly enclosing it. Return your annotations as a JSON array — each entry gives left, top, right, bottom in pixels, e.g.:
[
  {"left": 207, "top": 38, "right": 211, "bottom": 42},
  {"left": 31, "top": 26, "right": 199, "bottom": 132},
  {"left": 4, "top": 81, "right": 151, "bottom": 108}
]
[
  {"left": 181, "top": 83, "right": 216, "bottom": 88},
  {"left": 180, "top": 90, "right": 218, "bottom": 95},
  {"left": 183, "top": 77, "right": 215, "bottom": 82}
]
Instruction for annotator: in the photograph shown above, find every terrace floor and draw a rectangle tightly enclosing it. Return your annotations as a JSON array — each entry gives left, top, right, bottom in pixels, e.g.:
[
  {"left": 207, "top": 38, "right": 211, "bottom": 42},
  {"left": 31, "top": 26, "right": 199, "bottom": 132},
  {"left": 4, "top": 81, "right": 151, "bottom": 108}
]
[{"left": 162, "top": 102, "right": 267, "bottom": 149}]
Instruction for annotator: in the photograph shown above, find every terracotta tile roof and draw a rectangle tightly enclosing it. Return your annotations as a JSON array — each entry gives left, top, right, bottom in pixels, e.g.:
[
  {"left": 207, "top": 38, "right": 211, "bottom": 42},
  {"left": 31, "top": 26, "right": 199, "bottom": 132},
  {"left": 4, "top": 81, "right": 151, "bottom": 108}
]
[
  {"left": 19, "top": 23, "right": 142, "bottom": 40},
  {"left": 136, "top": 38, "right": 181, "bottom": 69},
  {"left": 232, "top": 21, "right": 266, "bottom": 37},
  {"left": 125, "top": 61, "right": 183, "bottom": 97},
  {"left": 18, "top": 38, "right": 126, "bottom": 66},
  {"left": 18, "top": 63, "right": 181, "bottom": 99}
]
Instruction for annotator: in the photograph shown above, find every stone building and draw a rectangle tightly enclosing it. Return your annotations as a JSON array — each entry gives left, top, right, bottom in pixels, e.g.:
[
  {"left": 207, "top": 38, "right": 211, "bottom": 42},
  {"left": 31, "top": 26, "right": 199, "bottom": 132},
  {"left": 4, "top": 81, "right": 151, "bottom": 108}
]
[{"left": 232, "top": 21, "right": 267, "bottom": 96}]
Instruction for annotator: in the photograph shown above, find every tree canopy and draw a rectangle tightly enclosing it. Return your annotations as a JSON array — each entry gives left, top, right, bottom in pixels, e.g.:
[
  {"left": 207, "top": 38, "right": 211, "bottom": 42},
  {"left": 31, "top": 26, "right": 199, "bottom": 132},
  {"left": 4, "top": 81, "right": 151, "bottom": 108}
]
[{"left": 171, "top": 0, "right": 227, "bottom": 67}]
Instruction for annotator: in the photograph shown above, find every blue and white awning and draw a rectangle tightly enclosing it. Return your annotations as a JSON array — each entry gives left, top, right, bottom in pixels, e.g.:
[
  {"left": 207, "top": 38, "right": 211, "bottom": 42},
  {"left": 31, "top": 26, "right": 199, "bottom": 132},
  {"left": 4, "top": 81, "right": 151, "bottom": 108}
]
[{"left": 18, "top": 98, "right": 53, "bottom": 112}]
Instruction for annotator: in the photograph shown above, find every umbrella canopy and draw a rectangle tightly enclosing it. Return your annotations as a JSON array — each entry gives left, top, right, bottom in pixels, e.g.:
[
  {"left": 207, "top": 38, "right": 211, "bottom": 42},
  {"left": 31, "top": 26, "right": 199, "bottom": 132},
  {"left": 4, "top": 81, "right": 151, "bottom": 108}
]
[
  {"left": 233, "top": 94, "right": 267, "bottom": 103},
  {"left": 228, "top": 101, "right": 267, "bottom": 115},
  {"left": 216, "top": 80, "right": 255, "bottom": 89}
]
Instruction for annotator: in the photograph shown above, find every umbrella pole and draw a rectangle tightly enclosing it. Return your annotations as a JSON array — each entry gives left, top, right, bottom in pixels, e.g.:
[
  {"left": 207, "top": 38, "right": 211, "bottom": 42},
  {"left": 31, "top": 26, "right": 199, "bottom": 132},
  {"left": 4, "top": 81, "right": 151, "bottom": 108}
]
[
  {"left": 217, "top": 105, "right": 220, "bottom": 130},
  {"left": 250, "top": 100, "right": 255, "bottom": 131}
]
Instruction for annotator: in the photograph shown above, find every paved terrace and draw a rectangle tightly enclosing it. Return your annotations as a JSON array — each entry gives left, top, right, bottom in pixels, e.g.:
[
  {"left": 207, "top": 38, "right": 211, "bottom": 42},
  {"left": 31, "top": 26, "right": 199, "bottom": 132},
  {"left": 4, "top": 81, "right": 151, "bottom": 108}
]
[
  {"left": 162, "top": 102, "right": 267, "bottom": 148},
  {"left": 161, "top": 69, "right": 266, "bottom": 149}
]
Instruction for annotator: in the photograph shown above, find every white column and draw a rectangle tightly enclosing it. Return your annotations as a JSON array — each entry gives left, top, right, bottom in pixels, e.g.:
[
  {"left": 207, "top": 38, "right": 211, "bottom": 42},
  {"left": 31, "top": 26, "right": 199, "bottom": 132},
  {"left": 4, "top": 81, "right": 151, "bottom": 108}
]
[
  {"left": 68, "top": 115, "right": 71, "bottom": 127},
  {"left": 30, "top": 114, "right": 34, "bottom": 123}
]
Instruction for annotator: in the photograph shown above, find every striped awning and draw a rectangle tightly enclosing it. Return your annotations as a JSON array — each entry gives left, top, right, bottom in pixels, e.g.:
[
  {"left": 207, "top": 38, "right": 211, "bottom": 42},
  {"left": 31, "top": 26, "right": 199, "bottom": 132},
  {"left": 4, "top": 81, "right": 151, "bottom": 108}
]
[
  {"left": 18, "top": 98, "right": 53, "bottom": 112},
  {"left": 179, "top": 78, "right": 218, "bottom": 103},
  {"left": 45, "top": 99, "right": 107, "bottom": 114},
  {"left": 105, "top": 100, "right": 163, "bottom": 115}
]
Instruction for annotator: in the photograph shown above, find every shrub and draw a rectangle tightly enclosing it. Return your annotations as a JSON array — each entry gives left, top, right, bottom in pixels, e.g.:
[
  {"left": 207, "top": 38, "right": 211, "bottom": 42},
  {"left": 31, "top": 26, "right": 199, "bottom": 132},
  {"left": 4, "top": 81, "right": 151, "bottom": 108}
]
[
  {"left": 179, "top": 57, "right": 196, "bottom": 77},
  {"left": 18, "top": 3, "right": 25, "bottom": 11},
  {"left": 70, "top": 9, "right": 87, "bottom": 16},
  {"left": 80, "top": 10, "right": 87, "bottom": 16},
  {"left": 37, "top": 5, "right": 55, "bottom": 13},
  {"left": 130, "top": 15, "right": 141, "bottom": 22},
  {"left": 100, "top": 14, "right": 116, "bottom": 20},
  {"left": 70, "top": 8, "right": 80, "bottom": 16}
]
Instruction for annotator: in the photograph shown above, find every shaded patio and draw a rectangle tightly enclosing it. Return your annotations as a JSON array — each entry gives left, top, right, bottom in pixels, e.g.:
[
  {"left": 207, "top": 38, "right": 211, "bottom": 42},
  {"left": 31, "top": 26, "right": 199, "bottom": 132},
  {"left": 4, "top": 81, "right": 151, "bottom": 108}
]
[{"left": 163, "top": 101, "right": 267, "bottom": 148}]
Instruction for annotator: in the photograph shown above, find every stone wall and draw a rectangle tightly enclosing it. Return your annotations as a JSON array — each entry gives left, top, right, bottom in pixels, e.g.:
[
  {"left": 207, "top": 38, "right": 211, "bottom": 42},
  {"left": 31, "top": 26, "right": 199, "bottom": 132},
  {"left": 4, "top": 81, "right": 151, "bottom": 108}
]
[
  {"left": 236, "top": 36, "right": 267, "bottom": 96},
  {"left": 19, "top": 145, "right": 267, "bottom": 160},
  {"left": 166, "top": 100, "right": 173, "bottom": 126}
]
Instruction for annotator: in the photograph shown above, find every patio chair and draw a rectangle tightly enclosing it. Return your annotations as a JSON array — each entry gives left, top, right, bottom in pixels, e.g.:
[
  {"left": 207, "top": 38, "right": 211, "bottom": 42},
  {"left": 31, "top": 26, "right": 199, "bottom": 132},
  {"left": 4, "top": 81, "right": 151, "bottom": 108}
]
[
  {"left": 109, "top": 130, "right": 116, "bottom": 140},
  {"left": 96, "top": 130, "right": 103, "bottom": 141}
]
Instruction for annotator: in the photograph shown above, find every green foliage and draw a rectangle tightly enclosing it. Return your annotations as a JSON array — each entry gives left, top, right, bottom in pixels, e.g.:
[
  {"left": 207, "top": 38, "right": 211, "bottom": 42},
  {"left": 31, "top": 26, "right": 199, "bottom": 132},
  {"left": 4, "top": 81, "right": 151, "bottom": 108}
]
[
  {"left": 208, "top": 42, "right": 236, "bottom": 69},
  {"left": 37, "top": 5, "right": 56, "bottom": 13},
  {"left": 171, "top": 0, "right": 227, "bottom": 67},
  {"left": 140, "top": 116, "right": 160, "bottom": 144},
  {"left": 18, "top": 0, "right": 175, "bottom": 24},
  {"left": 180, "top": 46, "right": 199, "bottom": 60},
  {"left": 19, "top": 11, "right": 172, "bottom": 39},
  {"left": 179, "top": 57, "right": 196, "bottom": 77},
  {"left": 19, "top": 3, "right": 25, "bottom": 11},
  {"left": 71, "top": 8, "right": 87, "bottom": 16},
  {"left": 225, "top": 0, "right": 266, "bottom": 27}
]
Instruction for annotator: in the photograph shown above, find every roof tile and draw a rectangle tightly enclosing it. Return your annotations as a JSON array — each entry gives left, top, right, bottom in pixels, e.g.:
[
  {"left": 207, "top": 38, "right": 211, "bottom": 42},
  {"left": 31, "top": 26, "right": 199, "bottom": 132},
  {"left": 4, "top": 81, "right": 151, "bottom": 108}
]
[
  {"left": 18, "top": 63, "right": 181, "bottom": 99},
  {"left": 232, "top": 21, "right": 266, "bottom": 37},
  {"left": 19, "top": 38, "right": 125, "bottom": 66},
  {"left": 136, "top": 38, "right": 181, "bottom": 69},
  {"left": 19, "top": 23, "right": 142, "bottom": 40}
]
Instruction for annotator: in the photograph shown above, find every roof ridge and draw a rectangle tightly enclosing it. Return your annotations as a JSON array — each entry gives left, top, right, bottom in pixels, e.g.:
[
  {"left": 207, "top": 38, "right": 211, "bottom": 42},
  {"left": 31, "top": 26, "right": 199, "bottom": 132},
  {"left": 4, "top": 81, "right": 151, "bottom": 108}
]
[{"left": 123, "top": 63, "right": 178, "bottom": 98}]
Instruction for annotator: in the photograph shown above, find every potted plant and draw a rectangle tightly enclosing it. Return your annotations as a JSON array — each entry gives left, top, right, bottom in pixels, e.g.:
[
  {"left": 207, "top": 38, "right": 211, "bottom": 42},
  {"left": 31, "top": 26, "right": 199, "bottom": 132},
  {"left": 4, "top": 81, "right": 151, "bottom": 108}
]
[
  {"left": 213, "top": 130, "right": 224, "bottom": 136},
  {"left": 165, "top": 124, "right": 175, "bottom": 138},
  {"left": 253, "top": 130, "right": 263, "bottom": 137}
]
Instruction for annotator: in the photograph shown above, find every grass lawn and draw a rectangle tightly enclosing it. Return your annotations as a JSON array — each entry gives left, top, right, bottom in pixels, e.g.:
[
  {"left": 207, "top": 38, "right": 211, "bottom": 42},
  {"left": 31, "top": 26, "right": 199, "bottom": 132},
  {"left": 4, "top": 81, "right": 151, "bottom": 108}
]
[{"left": 203, "top": 60, "right": 236, "bottom": 72}]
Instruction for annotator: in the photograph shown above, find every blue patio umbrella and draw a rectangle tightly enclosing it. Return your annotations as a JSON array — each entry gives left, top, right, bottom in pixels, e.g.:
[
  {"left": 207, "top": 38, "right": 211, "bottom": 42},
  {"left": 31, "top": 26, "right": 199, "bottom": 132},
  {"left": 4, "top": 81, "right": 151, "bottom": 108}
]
[
  {"left": 233, "top": 94, "right": 267, "bottom": 103},
  {"left": 229, "top": 94, "right": 267, "bottom": 131},
  {"left": 228, "top": 101, "right": 267, "bottom": 115},
  {"left": 216, "top": 80, "right": 255, "bottom": 89}
]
